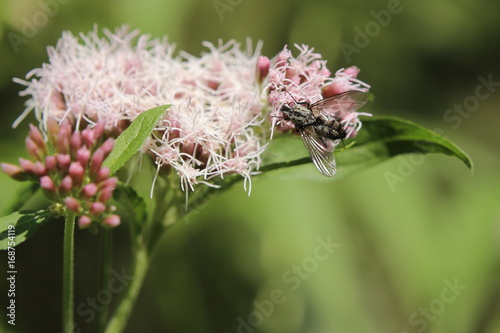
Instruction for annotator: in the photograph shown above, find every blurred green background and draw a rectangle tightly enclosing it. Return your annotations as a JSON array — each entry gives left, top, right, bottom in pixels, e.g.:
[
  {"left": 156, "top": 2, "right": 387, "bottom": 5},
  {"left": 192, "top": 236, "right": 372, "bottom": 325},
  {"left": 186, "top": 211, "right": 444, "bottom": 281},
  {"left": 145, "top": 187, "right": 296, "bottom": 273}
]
[{"left": 1, "top": 0, "right": 499, "bottom": 332}]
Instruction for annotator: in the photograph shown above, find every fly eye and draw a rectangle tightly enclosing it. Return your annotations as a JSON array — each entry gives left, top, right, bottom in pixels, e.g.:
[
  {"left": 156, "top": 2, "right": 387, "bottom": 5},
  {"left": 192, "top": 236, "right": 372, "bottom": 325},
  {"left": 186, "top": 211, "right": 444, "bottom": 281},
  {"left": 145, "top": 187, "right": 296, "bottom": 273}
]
[{"left": 279, "top": 105, "right": 291, "bottom": 112}]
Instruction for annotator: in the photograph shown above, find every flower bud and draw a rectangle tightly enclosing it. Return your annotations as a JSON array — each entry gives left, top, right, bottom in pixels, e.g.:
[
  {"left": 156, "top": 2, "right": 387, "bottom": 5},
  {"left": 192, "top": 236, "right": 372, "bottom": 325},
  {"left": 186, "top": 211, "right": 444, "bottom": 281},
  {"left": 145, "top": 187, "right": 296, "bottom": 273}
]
[
  {"left": 81, "top": 183, "right": 98, "bottom": 198},
  {"left": 70, "top": 131, "right": 82, "bottom": 153},
  {"left": 68, "top": 162, "right": 84, "bottom": 188},
  {"left": 344, "top": 66, "right": 360, "bottom": 77},
  {"left": 98, "top": 187, "right": 114, "bottom": 203},
  {"left": 78, "top": 215, "right": 93, "bottom": 229},
  {"left": 19, "top": 158, "right": 35, "bottom": 174},
  {"left": 100, "top": 177, "right": 118, "bottom": 191},
  {"left": 95, "top": 167, "right": 111, "bottom": 183},
  {"left": 59, "top": 176, "right": 73, "bottom": 194},
  {"left": 56, "top": 124, "right": 71, "bottom": 154},
  {"left": 321, "top": 83, "right": 344, "bottom": 99},
  {"left": 64, "top": 197, "right": 81, "bottom": 212},
  {"left": 26, "top": 137, "right": 42, "bottom": 161},
  {"left": 81, "top": 128, "right": 93, "bottom": 148},
  {"left": 102, "top": 214, "right": 120, "bottom": 228},
  {"left": 89, "top": 202, "right": 106, "bottom": 216},
  {"left": 28, "top": 124, "right": 47, "bottom": 154},
  {"left": 256, "top": 56, "right": 270, "bottom": 83},
  {"left": 89, "top": 148, "right": 105, "bottom": 177},
  {"left": 92, "top": 122, "right": 105, "bottom": 142},
  {"left": 56, "top": 154, "right": 71, "bottom": 171},
  {"left": 40, "top": 175, "right": 56, "bottom": 193},
  {"left": 100, "top": 138, "right": 115, "bottom": 156},
  {"left": 32, "top": 161, "right": 47, "bottom": 177},
  {"left": 46, "top": 117, "right": 60, "bottom": 145},
  {"left": 76, "top": 147, "right": 91, "bottom": 167},
  {"left": 1, "top": 163, "right": 27, "bottom": 180},
  {"left": 45, "top": 155, "right": 57, "bottom": 172}
]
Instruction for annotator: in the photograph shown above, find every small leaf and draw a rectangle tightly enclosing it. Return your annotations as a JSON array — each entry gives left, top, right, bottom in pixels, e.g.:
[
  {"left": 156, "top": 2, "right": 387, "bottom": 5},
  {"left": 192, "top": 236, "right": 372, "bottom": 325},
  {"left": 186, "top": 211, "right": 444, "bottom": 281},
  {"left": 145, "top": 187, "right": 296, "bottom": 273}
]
[
  {"left": 0, "top": 182, "right": 40, "bottom": 215},
  {"left": 260, "top": 115, "right": 473, "bottom": 180},
  {"left": 103, "top": 105, "right": 170, "bottom": 174},
  {"left": 0, "top": 210, "right": 53, "bottom": 249},
  {"left": 113, "top": 184, "right": 147, "bottom": 236}
]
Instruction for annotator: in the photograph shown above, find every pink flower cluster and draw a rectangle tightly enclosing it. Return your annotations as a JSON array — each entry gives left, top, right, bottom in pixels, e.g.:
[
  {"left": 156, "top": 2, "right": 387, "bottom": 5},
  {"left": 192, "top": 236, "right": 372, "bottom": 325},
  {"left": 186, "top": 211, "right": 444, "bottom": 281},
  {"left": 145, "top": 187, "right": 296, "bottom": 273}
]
[
  {"left": 261, "top": 44, "right": 371, "bottom": 138},
  {"left": 12, "top": 27, "right": 372, "bottom": 196},
  {"left": 2, "top": 120, "right": 120, "bottom": 228},
  {"left": 14, "top": 26, "right": 266, "bottom": 195}
]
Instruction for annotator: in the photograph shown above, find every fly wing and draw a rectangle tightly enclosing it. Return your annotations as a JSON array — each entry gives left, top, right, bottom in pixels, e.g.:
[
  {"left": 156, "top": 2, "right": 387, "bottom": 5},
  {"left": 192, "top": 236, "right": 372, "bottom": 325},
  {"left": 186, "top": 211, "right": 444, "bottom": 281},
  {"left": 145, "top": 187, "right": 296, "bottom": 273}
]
[
  {"left": 310, "top": 91, "right": 368, "bottom": 118},
  {"left": 300, "top": 126, "right": 337, "bottom": 177}
]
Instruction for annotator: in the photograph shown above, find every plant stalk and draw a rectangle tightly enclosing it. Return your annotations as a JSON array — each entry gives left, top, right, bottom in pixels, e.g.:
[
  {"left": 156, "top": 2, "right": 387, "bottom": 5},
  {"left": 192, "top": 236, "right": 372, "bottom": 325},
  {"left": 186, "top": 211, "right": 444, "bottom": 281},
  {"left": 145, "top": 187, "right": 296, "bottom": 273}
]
[{"left": 63, "top": 210, "right": 76, "bottom": 333}]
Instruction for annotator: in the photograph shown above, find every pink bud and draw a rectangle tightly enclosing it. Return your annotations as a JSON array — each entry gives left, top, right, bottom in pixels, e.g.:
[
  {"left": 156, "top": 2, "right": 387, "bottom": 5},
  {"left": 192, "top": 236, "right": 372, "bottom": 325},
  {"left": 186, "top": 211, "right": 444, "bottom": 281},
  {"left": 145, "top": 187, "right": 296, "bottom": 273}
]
[
  {"left": 59, "top": 176, "right": 73, "bottom": 194},
  {"left": 45, "top": 155, "right": 57, "bottom": 172},
  {"left": 69, "top": 162, "right": 84, "bottom": 188},
  {"left": 40, "top": 175, "right": 56, "bottom": 192},
  {"left": 78, "top": 215, "right": 93, "bottom": 229},
  {"left": 95, "top": 167, "right": 111, "bottom": 183},
  {"left": 256, "top": 56, "right": 270, "bottom": 83},
  {"left": 64, "top": 197, "right": 81, "bottom": 212},
  {"left": 89, "top": 202, "right": 106, "bottom": 216},
  {"left": 26, "top": 138, "right": 42, "bottom": 161},
  {"left": 1, "top": 163, "right": 27, "bottom": 180},
  {"left": 344, "top": 66, "right": 360, "bottom": 78},
  {"left": 100, "top": 177, "right": 118, "bottom": 190},
  {"left": 56, "top": 125, "right": 70, "bottom": 154},
  {"left": 92, "top": 122, "right": 105, "bottom": 142},
  {"left": 81, "top": 128, "right": 93, "bottom": 148},
  {"left": 76, "top": 147, "right": 91, "bottom": 167},
  {"left": 100, "top": 138, "right": 115, "bottom": 156},
  {"left": 81, "top": 183, "right": 98, "bottom": 198},
  {"left": 46, "top": 117, "right": 60, "bottom": 145},
  {"left": 70, "top": 131, "right": 82, "bottom": 152},
  {"left": 56, "top": 154, "right": 71, "bottom": 171},
  {"left": 19, "top": 158, "right": 35, "bottom": 174},
  {"left": 32, "top": 161, "right": 47, "bottom": 177},
  {"left": 89, "top": 148, "right": 105, "bottom": 177},
  {"left": 322, "top": 83, "right": 344, "bottom": 99},
  {"left": 102, "top": 214, "right": 120, "bottom": 228},
  {"left": 98, "top": 188, "right": 114, "bottom": 203},
  {"left": 29, "top": 124, "right": 47, "bottom": 153}
]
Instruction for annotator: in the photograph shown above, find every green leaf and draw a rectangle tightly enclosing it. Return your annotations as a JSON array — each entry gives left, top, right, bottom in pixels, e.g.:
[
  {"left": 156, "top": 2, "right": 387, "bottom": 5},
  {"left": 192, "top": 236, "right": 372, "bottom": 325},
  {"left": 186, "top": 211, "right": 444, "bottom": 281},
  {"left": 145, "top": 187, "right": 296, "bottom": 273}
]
[
  {"left": 113, "top": 184, "right": 147, "bottom": 236},
  {"left": 181, "top": 115, "right": 473, "bottom": 214},
  {"left": 0, "top": 182, "right": 39, "bottom": 215},
  {"left": 0, "top": 210, "right": 53, "bottom": 249},
  {"left": 103, "top": 105, "right": 170, "bottom": 174},
  {"left": 260, "top": 115, "right": 473, "bottom": 180}
]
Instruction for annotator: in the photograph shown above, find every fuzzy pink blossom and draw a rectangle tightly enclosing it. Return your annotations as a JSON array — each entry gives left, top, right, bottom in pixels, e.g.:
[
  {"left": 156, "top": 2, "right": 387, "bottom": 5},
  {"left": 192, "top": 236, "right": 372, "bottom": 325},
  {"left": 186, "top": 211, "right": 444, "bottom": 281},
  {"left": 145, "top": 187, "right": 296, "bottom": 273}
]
[
  {"left": 14, "top": 26, "right": 268, "bottom": 196},
  {"left": 262, "top": 45, "right": 371, "bottom": 139}
]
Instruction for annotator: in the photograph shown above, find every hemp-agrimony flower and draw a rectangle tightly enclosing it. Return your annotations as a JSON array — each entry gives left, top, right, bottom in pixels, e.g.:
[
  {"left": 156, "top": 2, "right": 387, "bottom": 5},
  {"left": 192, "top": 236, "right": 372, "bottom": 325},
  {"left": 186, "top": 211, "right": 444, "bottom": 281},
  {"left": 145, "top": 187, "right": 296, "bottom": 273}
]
[
  {"left": 263, "top": 44, "right": 372, "bottom": 138},
  {"left": 14, "top": 26, "right": 266, "bottom": 195},
  {"left": 2, "top": 120, "right": 120, "bottom": 228}
]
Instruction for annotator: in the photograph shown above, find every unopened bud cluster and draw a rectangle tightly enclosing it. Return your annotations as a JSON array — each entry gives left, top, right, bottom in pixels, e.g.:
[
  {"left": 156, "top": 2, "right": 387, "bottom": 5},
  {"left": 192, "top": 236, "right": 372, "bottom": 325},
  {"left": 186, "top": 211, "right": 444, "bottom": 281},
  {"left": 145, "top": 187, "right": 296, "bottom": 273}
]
[{"left": 2, "top": 120, "right": 120, "bottom": 228}]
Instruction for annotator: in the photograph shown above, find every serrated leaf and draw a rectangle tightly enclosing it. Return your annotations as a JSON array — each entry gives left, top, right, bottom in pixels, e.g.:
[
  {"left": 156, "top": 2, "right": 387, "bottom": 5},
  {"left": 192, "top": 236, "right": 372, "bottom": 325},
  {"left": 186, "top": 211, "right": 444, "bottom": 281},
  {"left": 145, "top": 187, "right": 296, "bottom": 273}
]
[
  {"left": 103, "top": 105, "right": 170, "bottom": 174},
  {"left": 260, "top": 115, "right": 473, "bottom": 180},
  {"left": 0, "top": 182, "right": 40, "bottom": 215},
  {"left": 0, "top": 210, "right": 53, "bottom": 249}
]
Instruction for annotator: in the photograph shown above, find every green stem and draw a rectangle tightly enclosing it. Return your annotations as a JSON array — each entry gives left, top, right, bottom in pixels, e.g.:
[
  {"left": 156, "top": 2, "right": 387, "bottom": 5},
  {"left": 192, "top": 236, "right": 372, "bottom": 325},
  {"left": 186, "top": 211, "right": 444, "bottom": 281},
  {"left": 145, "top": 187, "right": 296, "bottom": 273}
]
[
  {"left": 98, "top": 228, "right": 113, "bottom": 333},
  {"left": 103, "top": 244, "right": 149, "bottom": 333},
  {"left": 104, "top": 181, "right": 179, "bottom": 333},
  {"left": 62, "top": 210, "right": 76, "bottom": 333}
]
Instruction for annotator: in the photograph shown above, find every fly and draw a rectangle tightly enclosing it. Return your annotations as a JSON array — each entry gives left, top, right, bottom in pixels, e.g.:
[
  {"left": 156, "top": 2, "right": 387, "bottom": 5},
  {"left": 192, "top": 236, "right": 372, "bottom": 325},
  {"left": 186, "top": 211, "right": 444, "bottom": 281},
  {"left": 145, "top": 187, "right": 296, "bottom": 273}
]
[{"left": 278, "top": 90, "right": 368, "bottom": 177}]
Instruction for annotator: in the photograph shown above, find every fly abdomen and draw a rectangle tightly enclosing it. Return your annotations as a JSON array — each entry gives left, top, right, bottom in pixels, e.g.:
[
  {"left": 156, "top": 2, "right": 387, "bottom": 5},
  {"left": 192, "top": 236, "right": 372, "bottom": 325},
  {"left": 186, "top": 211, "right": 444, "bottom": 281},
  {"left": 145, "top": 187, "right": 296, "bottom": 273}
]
[{"left": 313, "top": 123, "right": 346, "bottom": 141}]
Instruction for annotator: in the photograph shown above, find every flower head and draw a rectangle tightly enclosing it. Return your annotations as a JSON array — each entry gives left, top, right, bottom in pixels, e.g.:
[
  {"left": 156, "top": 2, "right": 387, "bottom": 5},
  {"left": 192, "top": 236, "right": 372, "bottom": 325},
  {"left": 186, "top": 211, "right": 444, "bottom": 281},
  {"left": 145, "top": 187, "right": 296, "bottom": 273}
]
[
  {"left": 262, "top": 44, "right": 371, "bottom": 138},
  {"left": 14, "top": 26, "right": 268, "bottom": 196},
  {"left": 2, "top": 120, "right": 120, "bottom": 228}
]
